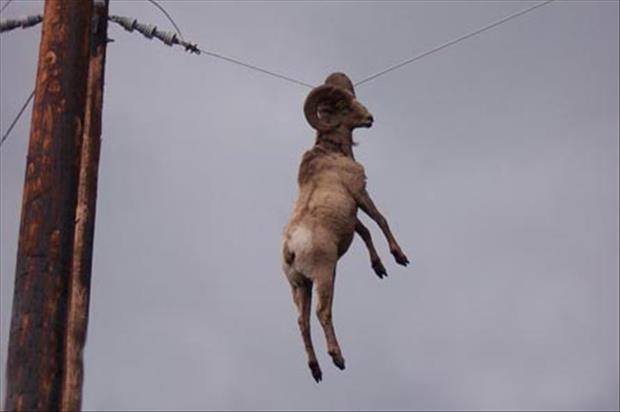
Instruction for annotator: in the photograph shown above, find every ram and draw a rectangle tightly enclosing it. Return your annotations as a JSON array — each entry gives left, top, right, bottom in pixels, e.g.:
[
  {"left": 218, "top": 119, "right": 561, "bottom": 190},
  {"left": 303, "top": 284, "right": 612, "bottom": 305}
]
[{"left": 282, "top": 72, "right": 409, "bottom": 382}]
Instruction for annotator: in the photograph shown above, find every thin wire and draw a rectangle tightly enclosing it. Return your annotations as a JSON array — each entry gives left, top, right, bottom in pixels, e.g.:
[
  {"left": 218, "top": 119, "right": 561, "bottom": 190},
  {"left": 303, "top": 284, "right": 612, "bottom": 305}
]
[
  {"left": 146, "top": 0, "right": 184, "bottom": 41},
  {"left": 0, "top": 0, "right": 187, "bottom": 148},
  {"left": 0, "top": 0, "right": 14, "bottom": 15},
  {"left": 0, "top": 0, "right": 30, "bottom": 148},
  {"left": 354, "top": 0, "right": 555, "bottom": 87},
  {"left": 199, "top": 48, "right": 314, "bottom": 88},
  {"left": 0, "top": 0, "right": 555, "bottom": 145},
  {"left": 144, "top": 0, "right": 313, "bottom": 88},
  {"left": 0, "top": 89, "right": 35, "bottom": 147}
]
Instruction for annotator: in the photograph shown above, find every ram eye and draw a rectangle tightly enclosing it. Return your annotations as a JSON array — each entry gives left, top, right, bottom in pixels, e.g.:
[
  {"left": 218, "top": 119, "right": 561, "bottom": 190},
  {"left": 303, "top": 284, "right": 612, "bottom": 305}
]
[{"left": 334, "top": 100, "right": 349, "bottom": 111}]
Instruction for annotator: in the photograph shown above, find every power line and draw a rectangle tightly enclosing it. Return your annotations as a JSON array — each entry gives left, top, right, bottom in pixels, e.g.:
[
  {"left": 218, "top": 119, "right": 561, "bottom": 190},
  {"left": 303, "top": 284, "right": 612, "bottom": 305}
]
[
  {"left": 110, "top": 15, "right": 312, "bottom": 87},
  {"left": 0, "top": 0, "right": 34, "bottom": 149},
  {"left": 0, "top": 8, "right": 197, "bottom": 149},
  {"left": 146, "top": 0, "right": 184, "bottom": 41},
  {"left": 0, "top": 0, "right": 15, "bottom": 15},
  {"left": 143, "top": 0, "right": 313, "bottom": 88},
  {"left": 1, "top": 15, "right": 310, "bottom": 149},
  {"left": 354, "top": 0, "right": 555, "bottom": 87},
  {"left": 0, "top": 89, "right": 34, "bottom": 147},
  {"left": 0, "top": 1, "right": 556, "bottom": 147},
  {"left": 198, "top": 48, "right": 313, "bottom": 88},
  {"left": 0, "top": 0, "right": 187, "bottom": 34},
  {"left": 146, "top": 0, "right": 554, "bottom": 89}
]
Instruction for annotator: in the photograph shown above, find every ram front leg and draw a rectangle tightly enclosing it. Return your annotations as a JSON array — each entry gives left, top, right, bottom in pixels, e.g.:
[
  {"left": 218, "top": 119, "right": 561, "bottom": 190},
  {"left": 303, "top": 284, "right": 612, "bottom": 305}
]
[
  {"left": 355, "top": 218, "right": 388, "bottom": 278},
  {"left": 356, "top": 189, "right": 410, "bottom": 266}
]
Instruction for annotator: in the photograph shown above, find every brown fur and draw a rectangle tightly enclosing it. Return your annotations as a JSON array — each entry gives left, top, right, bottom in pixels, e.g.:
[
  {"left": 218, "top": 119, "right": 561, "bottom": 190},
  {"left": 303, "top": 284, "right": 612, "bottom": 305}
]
[{"left": 282, "top": 73, "right": 409, "bottom": 382}]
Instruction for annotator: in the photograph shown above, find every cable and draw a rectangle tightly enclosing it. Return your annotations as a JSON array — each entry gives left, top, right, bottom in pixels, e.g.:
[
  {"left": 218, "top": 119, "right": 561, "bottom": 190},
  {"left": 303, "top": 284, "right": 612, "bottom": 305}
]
[
  {"left": 354, "top": 0, "right": 554, "bottom": 87},
  {"left": 2, "top": 5, "right": 190, "bottom": 148},
  {"left": 107, "top": 12, "right": 311, "bottom": 87},
  {"left": 198, "top": 47, "right": 313, "bottom": 88},
  {"left": 146, "top": 0, "right": 184, "bottom": 41},
  {"left": 0, "top": 0, "right": 555, "bottom": 147},
  {"left": 0, "top": 0, "right": 14, "bottom": 15},
  {"left": 1, "top": 0, "right": 32, "bottom": 148},
  {"left": 142, "top": 0, "right": 313, "bottom": 88},
  {"left": 0, "top": 89, "right": 35, "bottom": 148}
]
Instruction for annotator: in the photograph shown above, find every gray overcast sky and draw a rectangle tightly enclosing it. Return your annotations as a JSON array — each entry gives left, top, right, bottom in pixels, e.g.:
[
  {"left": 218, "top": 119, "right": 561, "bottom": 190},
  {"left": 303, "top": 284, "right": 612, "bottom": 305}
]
[{"left": 1, "top": 0, "right": 618, "bottom": 410}]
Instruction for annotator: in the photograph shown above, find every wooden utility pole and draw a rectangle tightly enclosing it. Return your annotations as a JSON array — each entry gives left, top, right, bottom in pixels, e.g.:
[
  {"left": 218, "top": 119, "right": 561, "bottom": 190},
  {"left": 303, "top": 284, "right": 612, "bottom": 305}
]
[
  {"left": 4, "top": 1, "right": 93, "bottom": 411},
  {"left": 61, "top": 1, "right": 109, "bottom": 410}
]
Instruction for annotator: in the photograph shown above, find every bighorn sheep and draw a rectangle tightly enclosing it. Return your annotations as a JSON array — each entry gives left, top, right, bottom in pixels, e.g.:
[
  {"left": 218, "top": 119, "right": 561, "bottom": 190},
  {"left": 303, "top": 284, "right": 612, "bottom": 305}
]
[{"left": 282, "top": 73, "right": 409, "bottom": 382}]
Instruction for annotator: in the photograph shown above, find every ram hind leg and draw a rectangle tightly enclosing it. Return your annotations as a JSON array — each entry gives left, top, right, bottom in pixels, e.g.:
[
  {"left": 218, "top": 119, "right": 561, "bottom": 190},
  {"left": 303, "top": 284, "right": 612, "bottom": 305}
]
[
  {"left": 315, "top": 267, "right": 345, "bottom": 370},
  {"left": 291, "top": 280, "right": 322, "bottom": 382}
]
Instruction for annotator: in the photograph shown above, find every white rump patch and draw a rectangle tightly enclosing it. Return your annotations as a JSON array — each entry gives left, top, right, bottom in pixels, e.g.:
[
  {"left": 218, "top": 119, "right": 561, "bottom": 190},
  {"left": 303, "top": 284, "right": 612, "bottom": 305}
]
[{"left": 289, "top": 225, "right": 313, "bottom": 254}]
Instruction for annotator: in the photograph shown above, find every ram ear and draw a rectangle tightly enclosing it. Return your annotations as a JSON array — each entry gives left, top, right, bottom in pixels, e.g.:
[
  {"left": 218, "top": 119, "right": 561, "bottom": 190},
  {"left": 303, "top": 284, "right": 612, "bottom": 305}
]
[{"left": 304, "top": 85, "right": 353, "bottom": 132}]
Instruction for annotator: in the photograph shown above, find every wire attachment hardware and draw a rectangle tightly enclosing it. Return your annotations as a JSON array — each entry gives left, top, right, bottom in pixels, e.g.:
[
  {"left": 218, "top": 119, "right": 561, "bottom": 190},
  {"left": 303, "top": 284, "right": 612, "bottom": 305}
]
[
  {"left": 0, "top": 14, "right": 42, "bottom": 33},
  {"left": 108, "top": 14, "right": 200, "bottom": 55}
]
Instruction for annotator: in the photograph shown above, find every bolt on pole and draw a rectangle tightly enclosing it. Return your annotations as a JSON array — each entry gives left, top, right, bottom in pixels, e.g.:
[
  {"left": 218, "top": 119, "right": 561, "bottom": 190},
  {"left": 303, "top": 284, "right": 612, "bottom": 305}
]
[{"left": 4, "top": 0, "right": 93, "bottom": 411}]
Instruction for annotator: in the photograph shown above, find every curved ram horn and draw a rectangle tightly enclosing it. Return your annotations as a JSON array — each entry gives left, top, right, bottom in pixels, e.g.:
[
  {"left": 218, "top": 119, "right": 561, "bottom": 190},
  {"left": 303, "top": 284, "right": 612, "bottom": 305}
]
[{"left": 304, "top": 85, "right": 353, "bottom": 132}]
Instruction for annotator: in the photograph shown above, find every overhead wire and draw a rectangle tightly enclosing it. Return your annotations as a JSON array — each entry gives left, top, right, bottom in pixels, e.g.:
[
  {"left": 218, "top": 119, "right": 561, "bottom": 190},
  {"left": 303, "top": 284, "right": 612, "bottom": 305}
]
[
  {"left": 107, "top": 13, "right": 314, "bottom": 87},
  {"left": 0, "top": 90, "right": 34, "bottom": 147},
  {"left": 197, "top": 48, "right": 314, "bottom": 89},
  {"left": 143, "top": 0, "right": 313, "bottom": 88},
  {"left": 354, "top": 0, "right": 555, "bottom": 86},
  {"left": 0, "top": 0, "right": 14, "bottom": 15},
  {"left": 0, "top": 0, "right": 197, "bottom": 148},
  {"left": 0, "top": 0, "right": 556, "bottom": 148},
  {"left": 0, "top": 0, "right": 33, "bottom": 148},
  {"left": 146, "top": 0, "right": 184, "bottom": 41},
  {"left": 139, "top": 0, "right": 555, "bottom": 88}
]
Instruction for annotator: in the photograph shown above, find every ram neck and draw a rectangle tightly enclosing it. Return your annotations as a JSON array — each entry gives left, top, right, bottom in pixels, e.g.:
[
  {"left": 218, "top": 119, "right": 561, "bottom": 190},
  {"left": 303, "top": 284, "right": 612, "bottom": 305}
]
[{"left": 315, "top": 130, "right": 355, "bottom": 159}]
